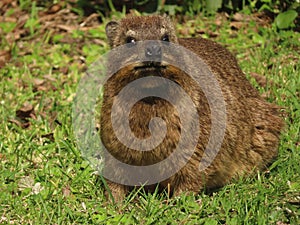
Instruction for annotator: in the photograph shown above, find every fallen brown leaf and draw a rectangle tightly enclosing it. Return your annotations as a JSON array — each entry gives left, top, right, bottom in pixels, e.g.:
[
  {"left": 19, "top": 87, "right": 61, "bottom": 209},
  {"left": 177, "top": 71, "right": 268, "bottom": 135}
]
[
  {"left": 55, "top": 24, "right": 77, "bottom": 32},
  {"left": 16, "top": 102, "right": 34, "bottom": 117},
  {"left": 43, "top": 74, "right": 57, "bottom": 82},
  {"left": 31, "top": 75, "right": 57, "bottom": 92},
  {"left": 80, "top": 13, "right": 99, "bottom": 27},
  {"left": 276, "top": 222, "right": 289, "bottom": 225},
  {"left": 232, "top": 13, "right": 251, "bottom": 22},
  {"left": 0, "top": 153, "right": 6, "bottom": 160},
  {"left": 48, "top": 4, "right": 62, "bottom": 14},
  {"left": 33, "top": 78, "right": 45, "bottom": 86},
  {"left": 0, "top": 50, "right": 11, "bottom": 68},
  {"left": 62, "top": 185, "right": 71, "bottom": 198},
  {"left": 250, "top": 72, "right": 274, "bottom": 88},
  {"left": 0, "top": 16, "right": 17, "bottom": 23},
  {"left": 230, "top": 21, "right": 245, "bottom": 30},
  {"left": 41, "top": 133, "right": 55, "bottom": 142},
  {"left": 59, "top": 66, "right": 69, "bottom": 75},
  {"left": 0, "top": 0, "right": 14, "bottom": 11},
  {"left": 15, "top": 102, "right": 36, "bottom": 128}
]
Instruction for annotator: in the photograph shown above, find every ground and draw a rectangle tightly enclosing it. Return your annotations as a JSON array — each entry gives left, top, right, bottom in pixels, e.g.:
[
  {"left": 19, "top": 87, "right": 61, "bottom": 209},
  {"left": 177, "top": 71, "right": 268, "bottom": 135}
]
[{"left": 0, "top": 1, "right": 299, "bottom": 224}]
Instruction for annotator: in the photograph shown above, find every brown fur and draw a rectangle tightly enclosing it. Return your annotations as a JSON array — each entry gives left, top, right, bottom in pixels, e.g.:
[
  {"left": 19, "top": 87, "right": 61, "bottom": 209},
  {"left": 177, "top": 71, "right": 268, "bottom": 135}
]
[{"left": 100, "top": 15, "right": 284, "bottom": 202}]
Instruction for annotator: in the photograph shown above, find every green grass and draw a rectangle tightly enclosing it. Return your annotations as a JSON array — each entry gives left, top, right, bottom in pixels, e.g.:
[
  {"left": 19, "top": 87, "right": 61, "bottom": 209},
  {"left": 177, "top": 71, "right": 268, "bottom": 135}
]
[{"left": 0, "top": 5, "right": 299, "bottom": 225}]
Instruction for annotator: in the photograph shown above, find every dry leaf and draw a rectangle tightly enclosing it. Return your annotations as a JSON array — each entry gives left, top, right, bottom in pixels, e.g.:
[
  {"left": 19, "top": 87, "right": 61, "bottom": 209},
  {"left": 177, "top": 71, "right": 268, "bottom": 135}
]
[
  {"left": 41, "top": 133, "right": 54, "bottom": 142},
  {"left": 48, "top": 4, "right": 62, "bottom": 14},
  {"left": 0, "top": 50, "right": 11, "bottom": 68},
  {"left": 276, "top": 222, "right": 289, "bottom": 225},
  {"left": 62, "top": 185, "right": 71, "bottom": 198},
  {"left": 8, "top": 118, "right": 27, "bottom": 128},
  {"left": 0, "top": 153, "right": 6, "bottom": 160},
  {"left": 230, "top": 21, "right": 245, "bottom": 30},
  {"left": 32, "top": 182, "right": 44, "bottom": 195},
  {"left": 59, "top": 66, "right": 69, "bottom": 75},
  {"left": 13, "top": 102, "right": 36, "bottom": 128},
  {"left": 33, "top": 78, "right": 45, "bottom": 86},
  {"left": 16, "top": 102, "right": 35, "bottom": 120},
  {"left": 18, "top": 176, "right": 34, "bottom": 191},
  {"left": 81, "top": 202, "right": 87, "bottom": 211},
  {"left": 250, "top": 72, "right": 274, "bottom": 88},
  {"left": 233, "top": 13, "right": 251, "bottom": 22}
]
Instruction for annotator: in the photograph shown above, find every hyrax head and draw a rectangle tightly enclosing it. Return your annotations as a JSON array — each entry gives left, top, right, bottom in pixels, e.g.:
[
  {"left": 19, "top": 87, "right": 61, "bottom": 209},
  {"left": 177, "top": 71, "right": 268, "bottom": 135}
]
[
  {"left": 105, "top": 15, "right": 178, "bottom": 48},
  {"left": 105, "top": 15, "right": 184, "bottom": 92},
  {"left": 105, "top": 15, "right": 180, "bottom": 74}
]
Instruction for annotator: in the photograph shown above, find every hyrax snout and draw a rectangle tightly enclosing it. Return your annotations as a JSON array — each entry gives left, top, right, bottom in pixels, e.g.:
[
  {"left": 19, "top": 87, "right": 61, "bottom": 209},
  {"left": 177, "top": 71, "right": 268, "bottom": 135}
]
[{"left": 145, "top": 42, "right": 162, "bottom": 59}]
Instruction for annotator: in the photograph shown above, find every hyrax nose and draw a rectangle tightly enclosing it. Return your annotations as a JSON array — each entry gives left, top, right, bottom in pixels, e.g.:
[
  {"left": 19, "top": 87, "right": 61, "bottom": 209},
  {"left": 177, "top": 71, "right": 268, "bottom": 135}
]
[{"left": 145, "top": 43, "right": 162, "bottom": 60}]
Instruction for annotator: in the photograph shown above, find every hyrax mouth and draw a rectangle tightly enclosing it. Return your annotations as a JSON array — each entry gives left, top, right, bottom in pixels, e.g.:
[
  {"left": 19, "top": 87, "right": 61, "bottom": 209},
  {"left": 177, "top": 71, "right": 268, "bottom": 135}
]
[
  {"left": 134, "top": 61, "right": 167, "bottom": 71},
  {"left": 132, "top": 62, "right": 169, "bottom": 89}
]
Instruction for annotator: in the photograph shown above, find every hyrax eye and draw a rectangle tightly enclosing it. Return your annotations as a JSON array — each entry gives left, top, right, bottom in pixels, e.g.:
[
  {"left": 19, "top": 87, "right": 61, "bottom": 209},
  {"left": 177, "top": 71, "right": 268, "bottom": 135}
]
[
  {"left": 162, "top": 34, "right": 170, "bottom": 42},
  {"left": 126, "top": 37, "right": 136, "bottom": 47}
]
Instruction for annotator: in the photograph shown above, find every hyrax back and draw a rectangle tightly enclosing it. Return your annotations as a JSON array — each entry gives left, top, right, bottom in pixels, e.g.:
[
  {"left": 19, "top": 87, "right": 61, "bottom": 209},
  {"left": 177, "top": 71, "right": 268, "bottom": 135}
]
[{"left": 100, "top": 15, "right": 284, "bottom": 201}]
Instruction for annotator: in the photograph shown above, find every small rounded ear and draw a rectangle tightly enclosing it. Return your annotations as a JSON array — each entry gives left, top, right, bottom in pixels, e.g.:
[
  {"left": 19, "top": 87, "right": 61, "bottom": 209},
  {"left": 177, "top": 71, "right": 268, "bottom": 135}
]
[
  {"left": 163, "top": 14, "right": 173, "bottom": 26},
  {"left": 162, "top": 14, "right": 171, "bottom": 21},
  {"left": 105, "top": 21, "right": 120, "bottom": 47}
]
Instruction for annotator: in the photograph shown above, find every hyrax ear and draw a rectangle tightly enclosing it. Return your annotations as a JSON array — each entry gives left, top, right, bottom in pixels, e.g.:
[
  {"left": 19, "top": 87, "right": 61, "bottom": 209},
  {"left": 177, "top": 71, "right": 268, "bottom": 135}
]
[{"left": 105, "top": 21, "right": 120, "bottom": 47}]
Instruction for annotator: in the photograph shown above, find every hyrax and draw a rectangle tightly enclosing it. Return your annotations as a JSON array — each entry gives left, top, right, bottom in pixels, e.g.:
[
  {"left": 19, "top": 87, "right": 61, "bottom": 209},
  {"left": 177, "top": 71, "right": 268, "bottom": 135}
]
[{"left": 100, "top": 15, "right": 284, "bottom": 202}]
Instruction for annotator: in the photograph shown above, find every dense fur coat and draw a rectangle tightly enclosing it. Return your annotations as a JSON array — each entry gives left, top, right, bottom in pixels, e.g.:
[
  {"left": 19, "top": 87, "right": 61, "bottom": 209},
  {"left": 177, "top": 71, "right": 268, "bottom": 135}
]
[{"left": 100, "top": 15, "right": 284, "bottom": 201}]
